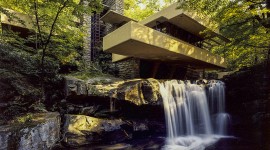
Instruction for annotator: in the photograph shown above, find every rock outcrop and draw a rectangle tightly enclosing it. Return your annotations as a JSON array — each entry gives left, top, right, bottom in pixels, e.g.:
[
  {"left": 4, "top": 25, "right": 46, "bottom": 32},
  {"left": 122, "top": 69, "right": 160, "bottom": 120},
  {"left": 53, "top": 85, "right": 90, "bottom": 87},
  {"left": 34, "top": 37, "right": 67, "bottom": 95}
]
[
  {"left": 223, "top": 63, "right": 270, "bottom": 148},
  {"left": 63, "top": 114, "right": 132, "bottom": 147},
  {"left": 62, "top": 114, "right": 165, "bottom": 147},
  {"left": 65, "top": 77, "right": 162, "bottom": 105},
  {"left": 62, "top": 76, "right": 166, "bottom": 147},
  {"left": 0, "top": 112, "right": 60, "bottom": 150}
]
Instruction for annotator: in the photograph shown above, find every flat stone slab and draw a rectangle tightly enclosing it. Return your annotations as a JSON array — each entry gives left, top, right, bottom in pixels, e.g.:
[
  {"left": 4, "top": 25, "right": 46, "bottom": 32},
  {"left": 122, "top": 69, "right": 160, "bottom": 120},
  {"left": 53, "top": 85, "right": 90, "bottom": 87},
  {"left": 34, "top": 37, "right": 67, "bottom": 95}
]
[{"left": 0, "top": 112, "right": 60, "bottom": 150}]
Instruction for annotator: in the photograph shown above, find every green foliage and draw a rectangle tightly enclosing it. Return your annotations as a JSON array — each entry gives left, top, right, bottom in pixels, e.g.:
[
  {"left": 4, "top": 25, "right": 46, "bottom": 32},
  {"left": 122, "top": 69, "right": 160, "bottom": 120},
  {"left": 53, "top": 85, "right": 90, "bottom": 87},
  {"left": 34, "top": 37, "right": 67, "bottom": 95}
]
[
  {"left": 15, "top": 113, "right": 33, "bottom": 124},
  {"left": 67, "top": 68, "right": 112, "bottom": 80},
  {"left": 0, "top": 0, "right": 103, "bottom": 70},
  {"left": 0, "top": 68, "right": 42, "bottom": 124},
  {"left": 177, "top": 0, "right": 270, "bottom": 70},
  {"left": 0, "top": 0, "right": 103, "bottom": 119},
  {"left": 124, "top": 0, "right": 176, "bottom": 20},
  {"left": 0, "top": 41, "right": 56, "bottom": 77}
]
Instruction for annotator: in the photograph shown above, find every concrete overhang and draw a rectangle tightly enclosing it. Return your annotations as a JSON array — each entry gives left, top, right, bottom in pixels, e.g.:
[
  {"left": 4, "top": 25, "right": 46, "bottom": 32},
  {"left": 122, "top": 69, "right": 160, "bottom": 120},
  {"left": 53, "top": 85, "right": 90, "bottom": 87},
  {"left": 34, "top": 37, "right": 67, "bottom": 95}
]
[
  {"left": 140, "top": 3, "right": 230, "bottom": 43},
  {"left": 1, "top": 8, "right": 80, "bottom": 32},
  {"left": 1, "top": 9, "right": 34, "bottom": 29},
  {"left": 100, "top": 10, "right": 137, "bottom": 24},
  {"left": 103, "top": 21, "right": 227, "bottom": 70}
]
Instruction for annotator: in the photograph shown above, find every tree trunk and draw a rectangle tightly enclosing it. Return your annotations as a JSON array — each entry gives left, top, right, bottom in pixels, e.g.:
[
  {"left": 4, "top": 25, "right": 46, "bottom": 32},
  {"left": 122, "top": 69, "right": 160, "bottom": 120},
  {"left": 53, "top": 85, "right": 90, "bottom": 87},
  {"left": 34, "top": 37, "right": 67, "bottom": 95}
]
[
  {"left": 266, "top": 0, "right": 270, "bottom": 28},
  {"left": 267, "top": 47, "right": 270, "bottom": 66},
  {"left": 33, "top": 0, "right": 69, "bottom": 102}
]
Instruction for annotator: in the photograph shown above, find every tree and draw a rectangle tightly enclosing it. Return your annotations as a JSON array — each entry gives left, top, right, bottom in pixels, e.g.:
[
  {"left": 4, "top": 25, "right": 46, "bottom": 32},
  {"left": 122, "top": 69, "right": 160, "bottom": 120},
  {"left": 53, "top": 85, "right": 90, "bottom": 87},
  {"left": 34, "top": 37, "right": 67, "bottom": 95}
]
[
  {"left": 1, "top": 0, "right": 102, "bottom": 69},
  {"left": 177, "top": 0, "right": 270, "bottom": 70},
  {"left": 124, "top": 0, "right": 176, "bottom": 21},
  {"left": 0, "top": 0, "right": 103, "bottom": 100}
]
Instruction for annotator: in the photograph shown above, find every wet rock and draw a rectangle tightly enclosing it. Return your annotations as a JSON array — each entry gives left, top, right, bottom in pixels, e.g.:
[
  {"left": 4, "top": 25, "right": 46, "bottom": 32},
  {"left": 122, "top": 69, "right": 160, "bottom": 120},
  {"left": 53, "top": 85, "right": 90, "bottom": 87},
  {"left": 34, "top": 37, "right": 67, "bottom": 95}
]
[
  {"left": 148, "top": 121, "right": 166, "bottom": 135},
  {"left": 116, "top": 78, "right": 161, "bottom": 105},
  {"left": 103, "top": 129, "right": 132, "bottom": 144},
  {"left": 64, "top": 77, "right": 162, "bottom": 106},
  {"left": 0, "top": 112, "right": 60, "bottom": 150},
  {"left": 65, "top": 76, "right": 88, "bottom": 96},
  {"left": 131, "top": 121, "right": 150, "bottom": 138},
  {"left": 0, "top": 132, "right": 11, "bottom": 150},
  {"left": 87, "top": 77, "right": 124, "bottom": 85},
  {"left": 80, "top": 106, "right": 100, "bottom": 116},
  {"left": 133, "top": 121, "right": 149, "bottom": 132},
  {"left": 65, "top": 76, "right": 124, "bottom": 97},
  {"left": 66, "top": 103, "right": 84, "bottom": 114},
  {"left": 63, "top": 114, "right": 132, "bottom": 147}
]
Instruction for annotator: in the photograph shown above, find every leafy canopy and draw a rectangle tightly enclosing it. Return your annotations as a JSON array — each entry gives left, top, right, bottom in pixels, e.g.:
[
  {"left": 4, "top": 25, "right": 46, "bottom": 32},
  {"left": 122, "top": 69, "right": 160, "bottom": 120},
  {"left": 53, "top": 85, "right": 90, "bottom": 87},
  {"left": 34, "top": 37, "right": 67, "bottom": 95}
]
[
  {"left": 0, "top": 0, "right": 102, "bottom": 68},
  {"left": 124, "top": 0, "right": 176, "bottom": 21},
  {"left": 177, "top": 0, "right": 270, "bottom": 70}
]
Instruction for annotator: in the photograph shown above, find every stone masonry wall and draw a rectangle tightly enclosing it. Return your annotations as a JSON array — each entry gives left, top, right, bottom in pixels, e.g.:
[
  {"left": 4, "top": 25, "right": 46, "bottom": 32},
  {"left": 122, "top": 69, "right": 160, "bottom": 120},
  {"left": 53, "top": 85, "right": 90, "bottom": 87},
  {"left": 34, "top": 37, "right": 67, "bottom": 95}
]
[
  {"left": 83, "top": 15, "right": 92, "bottom": 65},
  {"left": 115, "top": 58, "right": 140, "bottom": 79}
]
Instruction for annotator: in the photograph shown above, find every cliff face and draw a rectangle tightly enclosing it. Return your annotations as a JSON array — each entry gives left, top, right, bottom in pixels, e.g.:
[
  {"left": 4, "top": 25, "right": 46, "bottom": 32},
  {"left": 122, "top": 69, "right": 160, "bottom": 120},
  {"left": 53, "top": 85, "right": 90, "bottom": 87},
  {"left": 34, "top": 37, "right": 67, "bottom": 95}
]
[{"left": 223, "top": 63, "right": 270, "bottom": 149}]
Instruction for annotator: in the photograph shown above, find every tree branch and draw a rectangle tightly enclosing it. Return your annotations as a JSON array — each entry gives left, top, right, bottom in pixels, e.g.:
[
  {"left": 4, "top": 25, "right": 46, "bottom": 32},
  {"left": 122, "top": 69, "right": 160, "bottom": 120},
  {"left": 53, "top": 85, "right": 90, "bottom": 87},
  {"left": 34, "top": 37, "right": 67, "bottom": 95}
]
[
  {"left": 34, "top": 0, "right": 44, "bottom": 46},
  {"left": 40, "top": 0, "right": 69, "bottom": 71},
  {"left": 34, "top": 0, "right": 69, "bottom": 95},
  {"left": 44, "top": 0, "right": 69, "bottom": 48},
  {"left": 242, "top": 43, "right": 270, "bottom": 49},
  {"left": 220, "top": 17, "right": 254, "bottom": 30}
]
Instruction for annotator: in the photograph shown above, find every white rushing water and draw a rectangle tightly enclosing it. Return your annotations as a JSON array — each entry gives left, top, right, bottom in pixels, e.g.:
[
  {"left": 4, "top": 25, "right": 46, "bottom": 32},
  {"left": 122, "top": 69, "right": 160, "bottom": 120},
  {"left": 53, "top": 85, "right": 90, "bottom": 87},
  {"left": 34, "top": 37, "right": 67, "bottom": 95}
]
[
  {"left": 208, "top": 80, "right": 230, "bottom": 135},
  {"left": 159, "top": 80, "right": 230, "bottom": 150}
]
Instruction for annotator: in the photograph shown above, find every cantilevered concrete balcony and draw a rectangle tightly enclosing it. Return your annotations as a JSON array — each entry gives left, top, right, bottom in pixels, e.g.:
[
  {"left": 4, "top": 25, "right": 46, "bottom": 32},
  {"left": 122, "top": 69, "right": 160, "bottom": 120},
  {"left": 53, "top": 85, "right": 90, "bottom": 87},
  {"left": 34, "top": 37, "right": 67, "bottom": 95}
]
[
  {"left": 1, "top": 9, "right": 34, "bottom": 29},
  {"left": 103, "top": 21, "right": 226, "bottom": 70}
]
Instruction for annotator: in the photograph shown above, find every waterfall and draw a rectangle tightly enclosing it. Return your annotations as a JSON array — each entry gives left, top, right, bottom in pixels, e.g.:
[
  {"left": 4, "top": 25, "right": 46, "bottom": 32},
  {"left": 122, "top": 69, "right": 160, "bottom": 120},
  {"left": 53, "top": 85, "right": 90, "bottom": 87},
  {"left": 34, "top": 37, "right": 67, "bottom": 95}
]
[
  {"left": 159, "top": 80, "right": 230, "bottom": 150},
  {"left": 208, "top": 80, "right": 230, "bottom": 135}
]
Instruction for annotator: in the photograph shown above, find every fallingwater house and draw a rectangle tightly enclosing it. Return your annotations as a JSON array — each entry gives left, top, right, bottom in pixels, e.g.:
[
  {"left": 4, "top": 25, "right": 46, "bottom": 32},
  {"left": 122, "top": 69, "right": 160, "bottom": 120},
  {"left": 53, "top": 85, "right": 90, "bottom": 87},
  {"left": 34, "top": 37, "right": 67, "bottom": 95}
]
[
  {"left": 94, "top": 2, "right": 229, "bottom": 79},
  {"left": 1, "top": 1, "right": 229, "bottom": 80}
]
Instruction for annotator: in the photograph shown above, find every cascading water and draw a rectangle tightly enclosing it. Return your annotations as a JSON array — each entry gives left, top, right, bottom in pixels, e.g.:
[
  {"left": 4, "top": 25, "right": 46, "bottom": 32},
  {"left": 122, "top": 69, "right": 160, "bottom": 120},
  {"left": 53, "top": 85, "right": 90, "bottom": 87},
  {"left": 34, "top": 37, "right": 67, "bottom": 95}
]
[
  {"left": 159, "top": 80, "right": 230, "bottom": 150},
  {"left": 207, "top": 80, "right": 230, "bottom": 135}
]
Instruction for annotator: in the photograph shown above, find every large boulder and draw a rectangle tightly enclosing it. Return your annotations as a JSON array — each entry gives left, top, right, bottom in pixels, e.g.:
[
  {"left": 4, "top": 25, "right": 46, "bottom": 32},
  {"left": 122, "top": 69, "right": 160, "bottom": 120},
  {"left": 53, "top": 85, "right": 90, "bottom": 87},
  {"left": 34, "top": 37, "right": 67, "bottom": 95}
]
[
  {"left": 115, "top": 78, "right": 161, "bottom": 105},
  {"left": 0, "top": 112, "right": 60, "bottom": 150},
  {"left": 65, "top": 76, "right": 124, "bottom": 97},
  {"left": 62, "top": 114, "right": 165, "bottom": 147},
  {"left": 63, "top": 114, "right": 132, "bottom": 147},
  {"left": 64, "top": 77, "right": 162, "bottom": 105}
]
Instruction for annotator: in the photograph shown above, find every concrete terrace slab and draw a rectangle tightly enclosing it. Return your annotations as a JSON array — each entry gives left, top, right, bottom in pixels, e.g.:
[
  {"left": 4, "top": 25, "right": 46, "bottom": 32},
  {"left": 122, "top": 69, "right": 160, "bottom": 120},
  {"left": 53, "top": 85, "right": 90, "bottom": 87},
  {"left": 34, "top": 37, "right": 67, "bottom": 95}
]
[
  {"left": 103, "top": 21, "right": 226, "bottom": 70},
  {"left": 140, "top": 3, "right": 229, "bottom": 42},
  {"left": 100, "top": 10, "right": 137, "bottom": 25}
]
